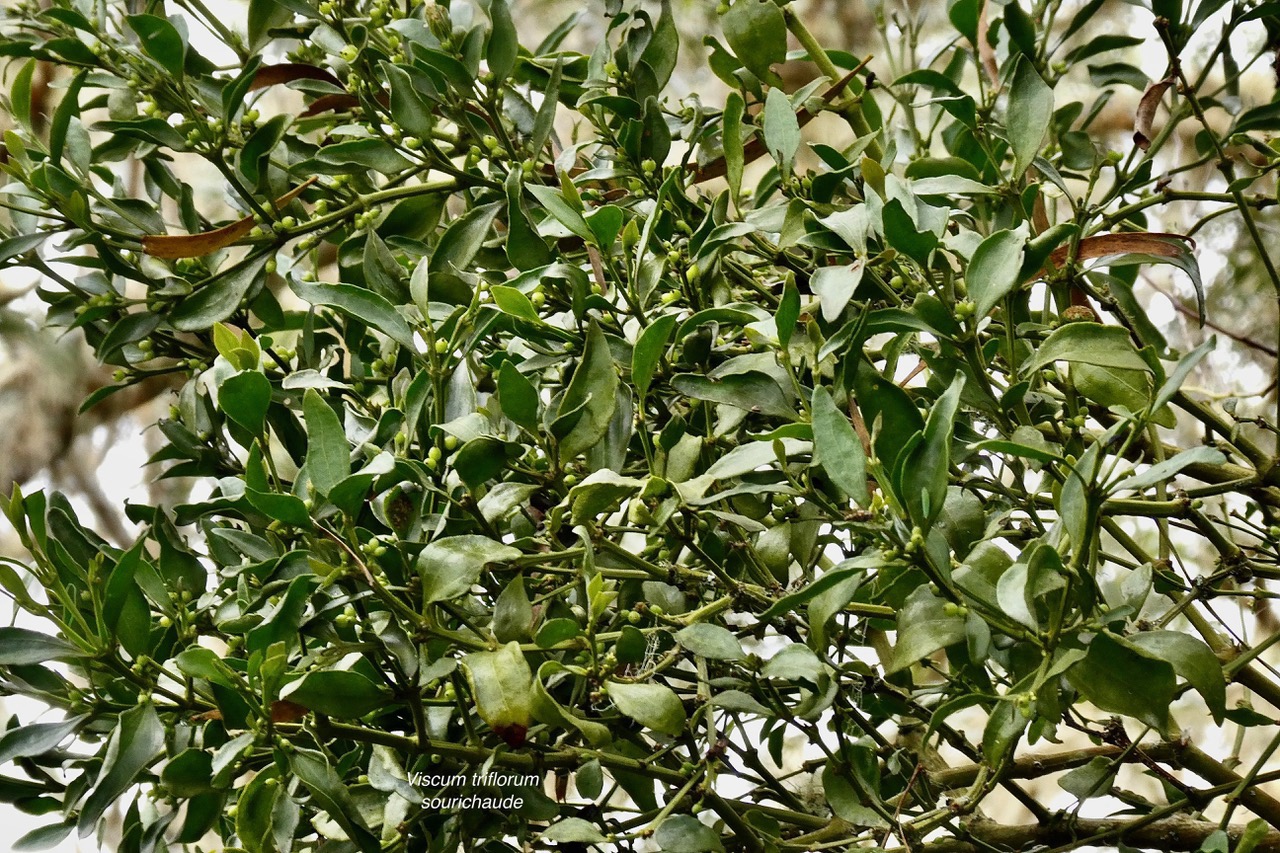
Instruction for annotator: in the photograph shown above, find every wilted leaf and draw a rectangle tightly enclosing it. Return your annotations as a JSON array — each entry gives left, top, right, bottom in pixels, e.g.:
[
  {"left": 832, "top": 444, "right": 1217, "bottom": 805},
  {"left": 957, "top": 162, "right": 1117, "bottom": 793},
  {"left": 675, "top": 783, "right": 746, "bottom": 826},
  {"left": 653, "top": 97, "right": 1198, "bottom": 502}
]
[
  {"left": 142, "top": 178, "right": 315, "bottom": 258},
  {"left": 1133, "top": 77, "right": 1174, "bottom": 151}
]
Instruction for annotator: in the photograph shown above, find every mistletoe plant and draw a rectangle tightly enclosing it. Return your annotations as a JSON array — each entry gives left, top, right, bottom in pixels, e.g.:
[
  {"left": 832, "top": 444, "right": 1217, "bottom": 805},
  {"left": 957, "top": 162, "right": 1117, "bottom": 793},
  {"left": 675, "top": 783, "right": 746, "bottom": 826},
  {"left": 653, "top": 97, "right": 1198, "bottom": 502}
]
[{"left": 0, "top": 0, "right": 1279, "bottom": 851}]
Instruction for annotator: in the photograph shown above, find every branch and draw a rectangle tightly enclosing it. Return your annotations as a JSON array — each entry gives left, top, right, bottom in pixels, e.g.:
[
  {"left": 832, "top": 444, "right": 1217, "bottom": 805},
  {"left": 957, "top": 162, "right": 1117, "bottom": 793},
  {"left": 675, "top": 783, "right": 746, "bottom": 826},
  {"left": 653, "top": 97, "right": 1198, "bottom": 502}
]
[
  {"left": 921, "top": 816, "right": 1280, "bottom": 853},
  {"left": 916, "top": 742, "right": 1280, "bottom": 829},
  {"left": 1144, "top": 276, "right": 1278, "bottom": 357}
]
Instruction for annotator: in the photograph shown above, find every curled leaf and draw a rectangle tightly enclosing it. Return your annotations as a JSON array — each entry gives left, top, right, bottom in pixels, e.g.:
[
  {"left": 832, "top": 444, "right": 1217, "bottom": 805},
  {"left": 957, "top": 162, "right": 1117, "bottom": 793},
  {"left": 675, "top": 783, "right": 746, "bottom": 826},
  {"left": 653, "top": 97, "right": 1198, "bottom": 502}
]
[
  {"left": 141, "top": 177, "right": 317, "bottom": 258},
  {"left": 247, "top": 63, "right": 344, "bottom": 93},
  {"left": 1134, "top": 77, "right": 1174, "bottom": 151},
  {"left": 1048, "top": 232, "right": 1194, "bottom": 268},
  {"left": 978, "top": 0, "right": 999, "bottom": 88},
  {"left": 300, "top": 92, "right": 364, "bottom": 118}
]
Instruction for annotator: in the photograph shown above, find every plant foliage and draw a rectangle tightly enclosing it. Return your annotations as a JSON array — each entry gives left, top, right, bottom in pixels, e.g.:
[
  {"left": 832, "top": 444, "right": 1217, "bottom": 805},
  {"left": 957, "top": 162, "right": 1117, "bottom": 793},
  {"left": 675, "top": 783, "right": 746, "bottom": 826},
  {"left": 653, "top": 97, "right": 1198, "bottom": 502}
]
[{"left": 0, "top": 0, "right": 1278, "bottom": 851}]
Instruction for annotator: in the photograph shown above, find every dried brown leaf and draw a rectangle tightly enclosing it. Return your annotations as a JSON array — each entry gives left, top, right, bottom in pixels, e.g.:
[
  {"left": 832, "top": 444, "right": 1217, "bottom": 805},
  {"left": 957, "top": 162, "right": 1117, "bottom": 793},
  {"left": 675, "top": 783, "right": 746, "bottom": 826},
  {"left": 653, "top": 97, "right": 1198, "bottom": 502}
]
[
  {"left": 1049, "top": 232, "right": 1194, "bottom": 268},
  {"left": 300, "top": 92, "right": 363, "bottom": 117},
  {"left": 1134, "top": 77, "right": 1174, "bottom": 151},
  {"left": 247, "top": 63, "right": 343, "bottom": 93},
  {"left": 979, "top": 0, "right": 999, "bottom": 88},
  {"left": 271, "top": 699, "right": 309, "bottom": 722},
  {"left": 141, "top": 177, "right": 317, "bottom": 258}
]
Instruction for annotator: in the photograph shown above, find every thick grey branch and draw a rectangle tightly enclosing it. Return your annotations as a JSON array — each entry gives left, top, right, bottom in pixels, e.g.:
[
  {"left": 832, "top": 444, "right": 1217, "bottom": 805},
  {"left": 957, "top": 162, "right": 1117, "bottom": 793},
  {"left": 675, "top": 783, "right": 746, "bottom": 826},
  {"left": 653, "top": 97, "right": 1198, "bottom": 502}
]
[{"left": 921, "top": 815, "right": 1280, "bottom": 853}]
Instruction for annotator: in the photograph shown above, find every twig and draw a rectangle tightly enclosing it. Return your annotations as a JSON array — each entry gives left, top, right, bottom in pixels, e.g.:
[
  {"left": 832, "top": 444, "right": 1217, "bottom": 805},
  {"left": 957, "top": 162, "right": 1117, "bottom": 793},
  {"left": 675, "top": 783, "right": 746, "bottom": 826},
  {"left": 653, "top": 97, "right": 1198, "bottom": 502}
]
[{"left": 1144, "top": 276, "right": 1277, "bottom": 357}]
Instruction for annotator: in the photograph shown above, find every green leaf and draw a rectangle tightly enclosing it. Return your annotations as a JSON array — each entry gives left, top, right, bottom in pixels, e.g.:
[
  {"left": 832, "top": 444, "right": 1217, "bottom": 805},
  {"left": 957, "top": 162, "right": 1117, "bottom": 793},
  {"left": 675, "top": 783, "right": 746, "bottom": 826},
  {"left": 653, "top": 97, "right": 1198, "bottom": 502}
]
[
  {"left": 632, "top": 314, "right": 677, "bottom": 399},
  {"left": 247, "top": 574, "right": 320, "bottom": 653},
  {"left": 237, "top": 767, "right": 288, "bottom": 853},
  {"left": 811, "top": 265, "right": 862, "bottom": 322},
  {"left": 314, "top": 139, "right": 412, "bottom": 174},
  {"left": 996, "top": 542, "right": 1066, "bottom": 630},
  {"left": 504, "top": 172, "right": 552, "bottom": 271},
  {"left": 1022, "top": 323, "right": 1151, "bottom": 374},
  {"left": 723, "top": 91, "right": 746, "bottom": 205},
  {"left": 900, "top": 374, "right": 965, "bottom": 529},
  {"left": 675, "top": 623, "right": 744, "bottom": 660},
  {"left": 811, "top": 386, "right": 869, "bottom": 506},
  {"left": 493, "top": 574, "right": 534, "bottom": 642},
  {"left": 854, "top": 368, "right": 924, "bottom": 472},
  {"left": 302, "top": 389, "right": 349, "bottom": 497},
  {"left": 967, "top": 228, "right": 1027, "bottom": 319},
  {"left": 1199, "top": 829, "right": 1231, "bottom": 853},
  {"left": 1067, "top": 631, "right": 1176, "bottom": 730},
  {"left": 497, "top": 361, "right": 540, "bottom": 433},
  {"left": 161, "top": 748, "right": 214, "bottom": 797},
  {"left": 586, "top": 205, "right": 624, "bottom": 249},
  {"left": 176, "top": 647, "right": 238, "bottom": 687},
  {"left": 247, "top": 0, "right": 292, "bottom": 54},
  {"left": 762, "top": 643, "right": 825, "bottom": 682},
  {"left": 280, "top": 670, "right": 389, "bottom": 719},
  {"left": 9, "top": 60, "right": 34, "bottom": 130},
  {"left": 607, "top": 680, "right": 686, "bottom": 736},
  {"left": 1127, "top": 630, "right": 1225, "bottom": 724},
  {"left": 526, "top": 184, "right": 591, "bottom": 240},
  {"left": 557, "top": 320, "right": 620, "bottom": 460},
  {"left": 490, "top": 285, "right": 541, "bottom": 322},
  {"left": 671, "top": 373, "right": 794, "bottom": 420},
  {"left": 542, "top": 818, "right": 607, "bottom": 844},
  {"left": 127, "top": 14, "right": 186, "bottom": 78},
  {"left": 48, "top": 70, "right": 85, "bottom": 169},
  {"left": 485, "top": 0, "right": 518, "bottom": 81},
  {"left": 887, "top": 586, "right": 966, "bottom": 673},
  {"left": 776, "top": 276, "right": 800, "bottom": 347},
  {"left": 759, "top": 565, "right": 861, "bottom": 639},
  {"left": 881, "top": 198, "right": 938, "bottom": 263},
  {"left": 1007, "top": 55, "right": 1053, "bottom": 174},
  {"left": 1111, "top": 446, "right": 1226, "bottom": 494},
  {"left": 171, "top": 256, "right": 269, "bottom": 332},
  {"left": 982, "top": 697, "right": 1029, "bottom": 766},
  {"left": 1236, "top": 818, "right": 1271, "bottom": 853},
  {"left": 78, "top": 702, "right": 165, "bottom": 834},
  {"left": 288, "top": 278, "right": 416, "bottom": 348},
  {"left": 13, "top": 822, "right": 73, "bottom": 851},
  {"left": 1058, "top": 755, "right": 1117, "bottom": 800},
  {"left": 463, "top": 641, "right": 533, "bottom": 745},
  {"left": 0, "top": 627, "right": 85, "bottom": 665},
  {"left": 530, "top": 661, "right": 611, "bottom": 746},
  {"left": 720, "top": 0, "right": 787, "bottom": 85},
  {"left": 764, "top": 86, "right": 800, "bottom": 178},
  {"left": 1153, "top": 336, "right": 1214, "bottom": 410},
  {"left": 653, "top": 814, "right": 725, "bottom": 853},
  {"left": 289, "top": 747, "right": 379, "bottom": 853},
  {"left": 822, "top": 761, "right": 886, "bottom": 827},
  {"left": 641, "top": 0, "right": 679, "bottom": 89},
  {"left": 1073, "top": 363, "right": 1167, "bottom": 424},
  {"left": 529, "top": 58, "right": 561, "bottom": 156},
  {"left": 219, "top": 371, "right": 272, "bottom": 436},
  {"left": 418, "top": 535, "right": 521, "bottom": 603},
  {"left": 428, "top": 202, "right": 501, "bottom": 274},
  {"left": 0, "top": 716, "right": 84, "bottom": 764},
  {"left": 454, "top": 436, "right": 515, "bottom": 488},
  {"left": 569, "top": 470, "right": 643, "bottom": 523}
]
